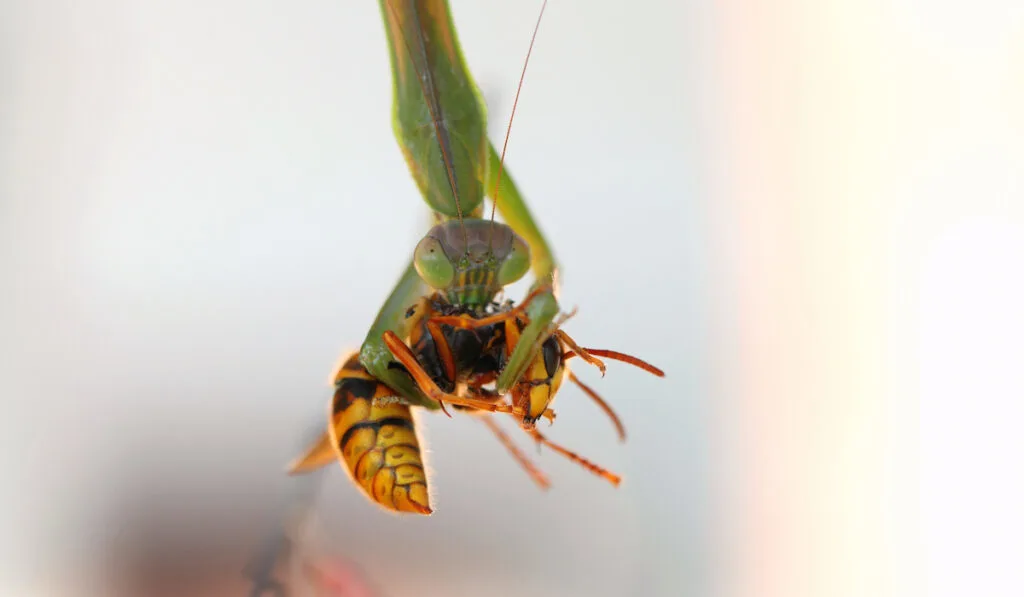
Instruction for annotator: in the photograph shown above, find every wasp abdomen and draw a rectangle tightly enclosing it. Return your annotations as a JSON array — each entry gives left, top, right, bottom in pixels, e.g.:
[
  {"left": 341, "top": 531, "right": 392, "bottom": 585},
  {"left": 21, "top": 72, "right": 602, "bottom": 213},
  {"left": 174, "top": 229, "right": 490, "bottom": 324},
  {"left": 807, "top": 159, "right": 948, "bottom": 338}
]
[{"left": 328, "top": 355, "right": 431, "bottom": 515}]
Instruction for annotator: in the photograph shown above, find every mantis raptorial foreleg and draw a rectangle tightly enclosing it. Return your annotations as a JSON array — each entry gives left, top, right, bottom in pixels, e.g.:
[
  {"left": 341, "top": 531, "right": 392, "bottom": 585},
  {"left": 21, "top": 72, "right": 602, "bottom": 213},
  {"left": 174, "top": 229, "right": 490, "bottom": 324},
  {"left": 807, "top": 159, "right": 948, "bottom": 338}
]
[
  {"left": 485, "top": 142, "right": 563, "bottom": 393},
  {"left": 358, "top": 262, "right": 439, "bottom": 409}
]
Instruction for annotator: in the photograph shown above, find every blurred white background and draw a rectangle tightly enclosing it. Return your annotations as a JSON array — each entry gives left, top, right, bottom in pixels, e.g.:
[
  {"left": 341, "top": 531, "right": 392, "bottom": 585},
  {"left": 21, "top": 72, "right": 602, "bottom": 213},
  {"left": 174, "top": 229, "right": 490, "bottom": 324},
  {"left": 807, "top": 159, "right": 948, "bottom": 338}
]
[{"left": 2, "top": 1, "right": 1023, "bottom": 596}]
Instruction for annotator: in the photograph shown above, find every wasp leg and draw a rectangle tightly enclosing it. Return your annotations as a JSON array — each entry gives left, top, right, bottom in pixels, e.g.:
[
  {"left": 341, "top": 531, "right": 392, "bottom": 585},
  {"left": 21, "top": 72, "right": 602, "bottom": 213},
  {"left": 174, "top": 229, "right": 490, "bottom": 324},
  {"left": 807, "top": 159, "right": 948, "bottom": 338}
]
[
  {"left": 553, "top": 330, "right": 607, "bottom": 376},
  {"left": 424, "top": 318, "right": 458, "bottom": 382},
  {"left": 359, "top": 273, "right": 439, "bottom": 410},
  {"left": 563, "top": 348, "right": 666, "bottom": 377},
  {"left": 425, "top": 285, "right": 547, "bottom": 331},
  {"left": 526, "top": 427, "right": 621, "bottom": 487},
  {"left": 566, "top": 370, "right": 626, "bottom": 442},
  {"left": 479, "top": 415, "right": 551, "bottom": 490},
  {"left": 382, "top": 331, "right": 523, "bottom": 416}
]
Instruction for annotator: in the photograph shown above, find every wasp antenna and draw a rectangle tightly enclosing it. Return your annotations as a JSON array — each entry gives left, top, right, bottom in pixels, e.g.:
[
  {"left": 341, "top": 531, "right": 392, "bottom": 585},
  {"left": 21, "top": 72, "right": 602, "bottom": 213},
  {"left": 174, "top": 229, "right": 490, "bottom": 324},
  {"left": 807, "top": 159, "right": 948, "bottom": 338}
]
[{"left": 488, "top": 0, "right": 549, "bottom": 248}]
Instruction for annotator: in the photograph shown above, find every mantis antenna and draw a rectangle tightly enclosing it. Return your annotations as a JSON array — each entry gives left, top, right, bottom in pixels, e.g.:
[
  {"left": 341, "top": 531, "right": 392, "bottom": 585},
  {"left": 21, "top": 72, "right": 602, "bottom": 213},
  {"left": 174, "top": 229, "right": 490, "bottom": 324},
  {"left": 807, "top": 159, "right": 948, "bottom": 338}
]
[{"left": 488, "top": 0, "right": 549, "bottom": 250}]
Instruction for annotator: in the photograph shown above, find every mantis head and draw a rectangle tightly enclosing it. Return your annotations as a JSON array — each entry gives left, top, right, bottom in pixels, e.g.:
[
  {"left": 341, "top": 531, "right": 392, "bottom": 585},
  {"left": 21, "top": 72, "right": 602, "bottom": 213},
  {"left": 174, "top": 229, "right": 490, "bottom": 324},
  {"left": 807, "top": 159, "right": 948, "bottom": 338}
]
[{"left": 413, "top": 220, "right": 530, "bottom": 309}]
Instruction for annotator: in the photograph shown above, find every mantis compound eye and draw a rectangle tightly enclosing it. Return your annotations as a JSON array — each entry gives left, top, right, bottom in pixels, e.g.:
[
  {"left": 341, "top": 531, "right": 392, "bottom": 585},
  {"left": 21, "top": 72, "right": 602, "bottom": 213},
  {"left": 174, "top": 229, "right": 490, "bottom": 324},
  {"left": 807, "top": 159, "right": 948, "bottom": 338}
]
[
  {"left": 497, "top": 234, "right": 530, "bottom": 286},
  {"left": 414, "top": 235, "right": 456, "bottom": 289}
]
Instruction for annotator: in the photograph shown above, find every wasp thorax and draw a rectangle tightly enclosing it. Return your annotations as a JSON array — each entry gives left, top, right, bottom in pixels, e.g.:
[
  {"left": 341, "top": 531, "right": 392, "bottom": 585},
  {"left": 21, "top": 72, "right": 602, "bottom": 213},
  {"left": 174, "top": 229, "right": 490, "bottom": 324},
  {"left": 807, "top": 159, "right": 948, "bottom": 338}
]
[{"left": 413, "top": 220, "right": 531, "bottom": 307}]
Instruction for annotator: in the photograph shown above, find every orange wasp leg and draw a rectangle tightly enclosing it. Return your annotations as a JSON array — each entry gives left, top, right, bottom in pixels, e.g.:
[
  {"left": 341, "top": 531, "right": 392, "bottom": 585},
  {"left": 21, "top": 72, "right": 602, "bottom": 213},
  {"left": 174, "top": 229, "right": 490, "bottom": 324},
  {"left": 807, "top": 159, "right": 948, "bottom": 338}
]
[
  {"left": 526, "top": 427, "right": 622, "bottom": 487},
  {"left": 426, "top": 311, "right": 521, "bottom": 334},
  {"left": 564, "top": 348, "right": 666, "bottom": 377},
  {"left": 480, "top": 415, "right": 551, "bottom": 490},
  {"left": 553, "top": 329, "right": 607, "bottom": 376},
  {"left": 425, "top": 286, "right": 547, "bottom": 331},
  {"left": 566, "top": 370, "right": 626, "bottom": 442},
  {"left": 382, "top": 331, "right": 523, "bottom": 416},
  {"left": 424, "top": 318, "right": 458, "bottom": 382}
]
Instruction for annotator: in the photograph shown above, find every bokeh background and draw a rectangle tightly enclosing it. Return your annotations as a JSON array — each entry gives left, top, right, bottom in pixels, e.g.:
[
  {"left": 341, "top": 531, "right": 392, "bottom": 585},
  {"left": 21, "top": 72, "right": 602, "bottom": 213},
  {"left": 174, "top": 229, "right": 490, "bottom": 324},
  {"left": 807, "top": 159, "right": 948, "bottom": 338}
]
[{"left": 3, "top": 1, "right": 1023, "bottom": 596}]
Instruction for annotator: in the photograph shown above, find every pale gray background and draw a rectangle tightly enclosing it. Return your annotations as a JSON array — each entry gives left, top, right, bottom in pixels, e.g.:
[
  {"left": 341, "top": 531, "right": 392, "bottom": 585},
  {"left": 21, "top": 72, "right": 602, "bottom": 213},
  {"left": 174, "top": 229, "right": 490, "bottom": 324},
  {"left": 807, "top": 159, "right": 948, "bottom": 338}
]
[
  {"left": 7, "top": 2, "right": 1023, "bottom": 597},
  {"left": 1, "top": 1, "right": 707, "bottom": 596}
]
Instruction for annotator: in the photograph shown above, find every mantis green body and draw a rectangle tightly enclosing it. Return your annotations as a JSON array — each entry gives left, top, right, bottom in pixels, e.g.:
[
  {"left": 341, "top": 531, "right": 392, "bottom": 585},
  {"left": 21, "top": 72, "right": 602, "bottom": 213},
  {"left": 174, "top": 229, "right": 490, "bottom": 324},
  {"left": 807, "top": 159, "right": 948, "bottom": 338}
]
[{"left": 360, "top": 0, "right": 561, "bottom": 409}]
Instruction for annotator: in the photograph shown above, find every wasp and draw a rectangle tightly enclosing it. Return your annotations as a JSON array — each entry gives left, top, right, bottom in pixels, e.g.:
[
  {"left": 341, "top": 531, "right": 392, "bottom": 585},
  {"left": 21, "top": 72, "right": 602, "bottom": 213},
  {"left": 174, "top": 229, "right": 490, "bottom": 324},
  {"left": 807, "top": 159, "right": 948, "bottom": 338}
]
[{"left": 290, "top": 219, "right": 663, "bottom": 514}]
